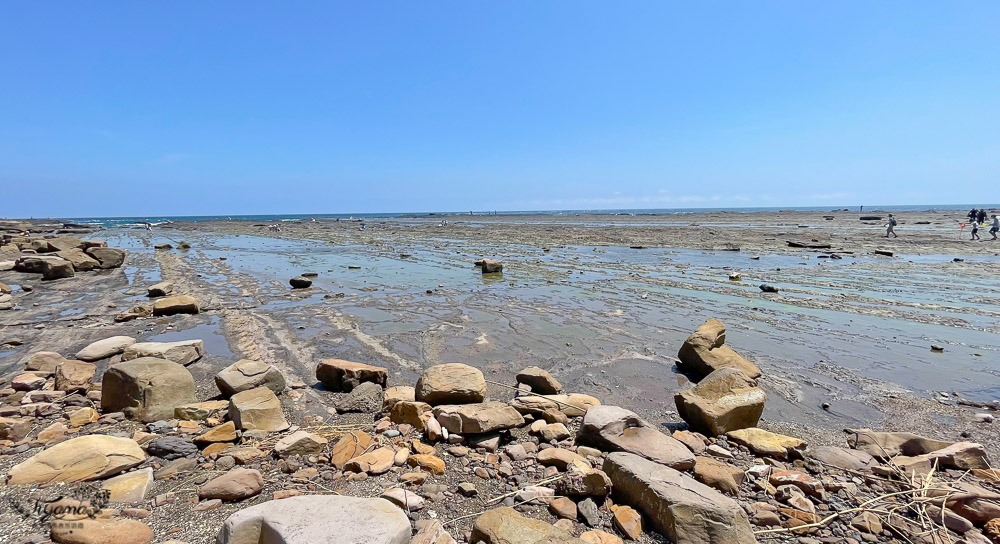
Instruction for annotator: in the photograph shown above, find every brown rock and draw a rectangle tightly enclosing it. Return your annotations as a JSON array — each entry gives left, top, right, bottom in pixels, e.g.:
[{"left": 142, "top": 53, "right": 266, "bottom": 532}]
[
  {"left": 726, "top": 427, "right": 806, "bottom": 460},
  {"left": 85, "top": 247, "right": 126, "bottom": 269},
  {"left": 345, "top": 447, "right": 395, "bottom": 474},
  {"left": 215, "top": 359, "right": 286, "bottom": 396},
  {"left": 199, "top": 468, "right": 264, "bottom": 501},
  {"left": 382, "top": 386, "right": 415, "bottom": 413},
  {"left": 274, "top": 430, "right": 328, "bottom": 458},
  {"left": 151, "top": 295, "right": 200, "bottom": 316},
  {"left": 8, "top": 435, "right": 145, "bottom": 484},
  {"left": 407, "top": 453, "right": 446, "bottom": 475},
  {"left": 101, "top": 357, "right": 197, "bottom": 422},
  {"left": 194, "top": 421, "right": 237, "bottom": 443},
  {"left": 330, "top": 431, "right": 374, "bottom": 469},
  {"left": 845, "top": 428, "right": 953, "bottom": 458},
  {"left": 316, "top": 359, "right": 388, "bottom": 392},
  {"left": 24, "top": 351, "right": 68, "bottom": 373},
  {"left": 390, "top": 400, "right": 433, "bottom": 430},
  {"left": 693, "top": 456, "right": 744, "bottom": 495},
  {"left": 51, "top": 518, "right": 152, "bottom": 544},
  {"left": 580, "top": 531, "right": 624, "bottom": 544},
  {"left": 613, "top": 505, "right": 642, "bottom": 540},
  {"left": 433, "top": 401, "right": 525, "bottom": 434},
  {"left": 471, "top": 507, "right": 584, "bottom": 544},
  {"left": 550, "top": 497, "right": 578, "bottom": 520},
  {"left": 416, "top": 363, "right": 486, "bottom": 405},
  {"left": 229, "top": 386, "right": 289, "bottom": 432},
  {"left": 677, "top": 318, "right": 761, "bottom": 379},
  {"left": 55, "top": 360, "right": 97, "bottom": 392},
  {"left": 516, "top": 366, "right": 564, "bottom": 394},
  {"left": 510, "top": 393, "right": 601, "bottom": 418},
  {"left": 675, "top": 368, "right": 765, "bottom": 435},
  {"left": 577, "top": 405, "right": 694, "bottom": 470}
]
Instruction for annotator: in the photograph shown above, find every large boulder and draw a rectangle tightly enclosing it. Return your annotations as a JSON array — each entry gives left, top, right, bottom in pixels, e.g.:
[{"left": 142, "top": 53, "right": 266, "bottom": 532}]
[
  {"left": 101, "top": 357, "right": 197, "bottom": 422},
  {"left": 56, "top": 248, "right": 101, "bottom": 271},
  {"left": 433, "top": 402, "right": 525, "bottom": 434},
  {"left": 316, "top": 359, "right": 388, "bottom": 392},
  {"left": 471, "top": 507, "right": 585, "bottom": 544},
  {"left": 151, "top": 295, "right": 199, "bottom": 316},
  {"left": 509, "top": 393, "right": 601, "bottom": 418},
  {"left": 85, "top": 247, "right": 126, "bottom": 269},
  {"left": 577, "top": 406, "right": 695, "bottom": 470},
  {"left": 229, "top": 386, "right": 289, "bottom": 432},
  {"left": 217, "top": 494, "right": 411, "bottom": 544},
  {"left": 7, "top": 435, "right": 145, "bottom": 484},
  {"left": 603, "top": 452, "right": 756, "bottom": 544},
  {"left": 416, "top": 363, "right": 487, "bottom": 405},
  {"left": 76, "top": 335, "right": 136, "bottom": 361},
  {"left": 677, "top": 319, "right": 761, "bottom": 379},
  {"left": 42, "top": 258, "right": 76, "bottom": 280},
  {"left": 121, "top": 340, "right": 205, "bottom": 365},
  {"left": 215, "top": 359, "right": 287, "bottom": 396},
  {"left": 674, "top": 368, "right": 765, "bottom": 435}
]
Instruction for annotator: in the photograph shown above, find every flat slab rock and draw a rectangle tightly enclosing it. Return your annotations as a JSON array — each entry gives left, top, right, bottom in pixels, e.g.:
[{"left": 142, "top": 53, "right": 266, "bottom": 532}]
[
  {"left": 603, "top": 452, "right": 756, "bottom": 544},
  {"left": 217, "top": 494, "right": 410, "bottom": 544},
  {"left": 577, "top": 405, "right": 694, "bottom": 470}
]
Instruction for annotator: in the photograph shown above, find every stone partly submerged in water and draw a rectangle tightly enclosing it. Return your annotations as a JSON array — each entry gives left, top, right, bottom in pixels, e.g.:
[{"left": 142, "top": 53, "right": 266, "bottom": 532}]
[
  {"left": 217, "top": 495, "right": 411, "bottom": 544},
  {"left": 677, "top": 318, "right": 761, "bottom": 380}
]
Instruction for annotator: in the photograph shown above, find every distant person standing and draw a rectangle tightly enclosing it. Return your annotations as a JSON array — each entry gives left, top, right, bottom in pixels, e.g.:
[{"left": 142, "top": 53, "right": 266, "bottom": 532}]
[
  {"left": 885, "top": 214, "right": 898, "bottom": 238},
  {"left": 977, "top": 208, "right": 987, "bottom": 225},
  {"left": 969, "top": 208, "right": 978, "bottom": 223},
  {"left": 971, "top": 220, "right": 980, "bottom": 240},
  {"left": 991, "top": 215, "right": 999, "bottom": 240}
]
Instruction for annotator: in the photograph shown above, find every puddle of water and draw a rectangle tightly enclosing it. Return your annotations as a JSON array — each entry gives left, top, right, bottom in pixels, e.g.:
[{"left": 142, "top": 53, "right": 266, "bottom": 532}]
[{"left": 147, "top": 315, "right": 233, "bottom": 358}]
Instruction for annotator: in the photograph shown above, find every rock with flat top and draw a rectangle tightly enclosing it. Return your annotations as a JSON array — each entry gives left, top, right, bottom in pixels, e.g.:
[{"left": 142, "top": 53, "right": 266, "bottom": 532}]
[
  {"left": 382, "top": 385, "right": 415, "bottom": 413},
  {"left": 229, "top": 386, "right": 289, "bottom": 432},
  {"left": 726, "top": 427, "right": 806, "bottom": 460},
  {"left": 809, "top": 445, "right": 877, "bottom": 471},
  {"left": 24, "top": 351, "right": 69, "bottom": 374},
  {"left": 76, "top": 335, "right": 136, "bottom": 361},
  {"left": 215, "top": 359, "right": 287, "bottom": 396},
  {"left": 7, "top": 435, "right": 145, "bottom": 484},
  {"left": 677, "top": 318, "right": 761, "bottom": 379},
  {"left": 147, "top": 281, "right": 173, "bottom": 297},
  {"left": 316, "top": 359, "right": 388, "bottom": 392},
  {"left": 152, "top": 295, "right": 199, "bottom": 316},
  {"left": 101, "top": 467, "right": 154, "bottom": 504},
  {"left": 217, "top": 494, "right": 411, "bottom": 544},
  {"left": 433, "top": 402, "right": 525, "bottom": 434},
  {"left": 101, "top": 357, "right": 197, "bottom": 422},
  {"left": 275, "top": 431, "right": 329, "bottom": 458},
  {"left": 122, "top": 340, "right": 205, "bottom": 365},
  {"left": 54, "top": 360, "right": 96, "bottom": 392},
  {"left": 416, "top": 363, "right": 486, "bottom": 405},
  {"left": 56, "top": 248, "right": 101, "bottom": 271},
  {"left": 51, "top": 518, "right": 152, "bottom": 544},
  {"left": 86, "top": 247, "right": 126, "bottom": 269},
  {"left": 603, "top": 452, "right": 756, "bottom": 544},
  {"left": 675, "top": 368, "right": 765, "bottom": 435},
  {"left": 509, "top": 393, "right": 601, "bottom": 418},
  {"left": 577, "top": 405, "right": 695, "bottom": 470}
]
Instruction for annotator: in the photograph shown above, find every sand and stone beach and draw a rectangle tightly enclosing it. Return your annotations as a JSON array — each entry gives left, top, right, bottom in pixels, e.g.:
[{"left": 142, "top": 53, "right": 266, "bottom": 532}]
[{"left": 0, "top": 209, "right": 998, "bottom": 544}]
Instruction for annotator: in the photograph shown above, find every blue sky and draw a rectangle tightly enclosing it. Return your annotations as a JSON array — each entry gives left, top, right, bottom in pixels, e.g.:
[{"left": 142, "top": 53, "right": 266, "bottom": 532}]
[{"left": 2, "top": 2, "right": 998, "bottom": 217}]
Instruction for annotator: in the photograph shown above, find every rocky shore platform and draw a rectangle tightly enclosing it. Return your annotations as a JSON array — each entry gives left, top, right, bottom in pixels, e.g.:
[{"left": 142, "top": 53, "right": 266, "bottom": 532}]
[{"left": 0, "top": 212, "right": 998, "bottom": 544}]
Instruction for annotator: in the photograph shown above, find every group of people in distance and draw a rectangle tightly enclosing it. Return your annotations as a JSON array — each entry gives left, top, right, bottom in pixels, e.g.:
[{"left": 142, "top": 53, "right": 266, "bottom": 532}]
[{"left": 968, "top": 207, "right": 999, "bottom": 241}]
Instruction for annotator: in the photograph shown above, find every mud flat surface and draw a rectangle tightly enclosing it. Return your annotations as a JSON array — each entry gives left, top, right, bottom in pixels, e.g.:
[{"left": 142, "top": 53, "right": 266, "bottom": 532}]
[{"left": 3, "top": 209, "right": 997, "bottom": 451}]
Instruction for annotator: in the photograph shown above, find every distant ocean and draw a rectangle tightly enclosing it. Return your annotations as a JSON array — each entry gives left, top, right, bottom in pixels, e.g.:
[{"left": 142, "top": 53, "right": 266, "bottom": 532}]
[{"left": 57, "top": 204, "right": 998, "bottom": 228}]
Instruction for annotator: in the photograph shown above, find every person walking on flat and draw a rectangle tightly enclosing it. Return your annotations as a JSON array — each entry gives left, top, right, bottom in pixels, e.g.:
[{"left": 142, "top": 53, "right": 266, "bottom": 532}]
[
  {"left": 885, "top": 214, "right": 898, "bottom": 238},
  {"left": 990, "top": 215, "right": 999, "bottom": 241},
  {"left": 971, "top": 221, "right": 980, "bottom": 240}
]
